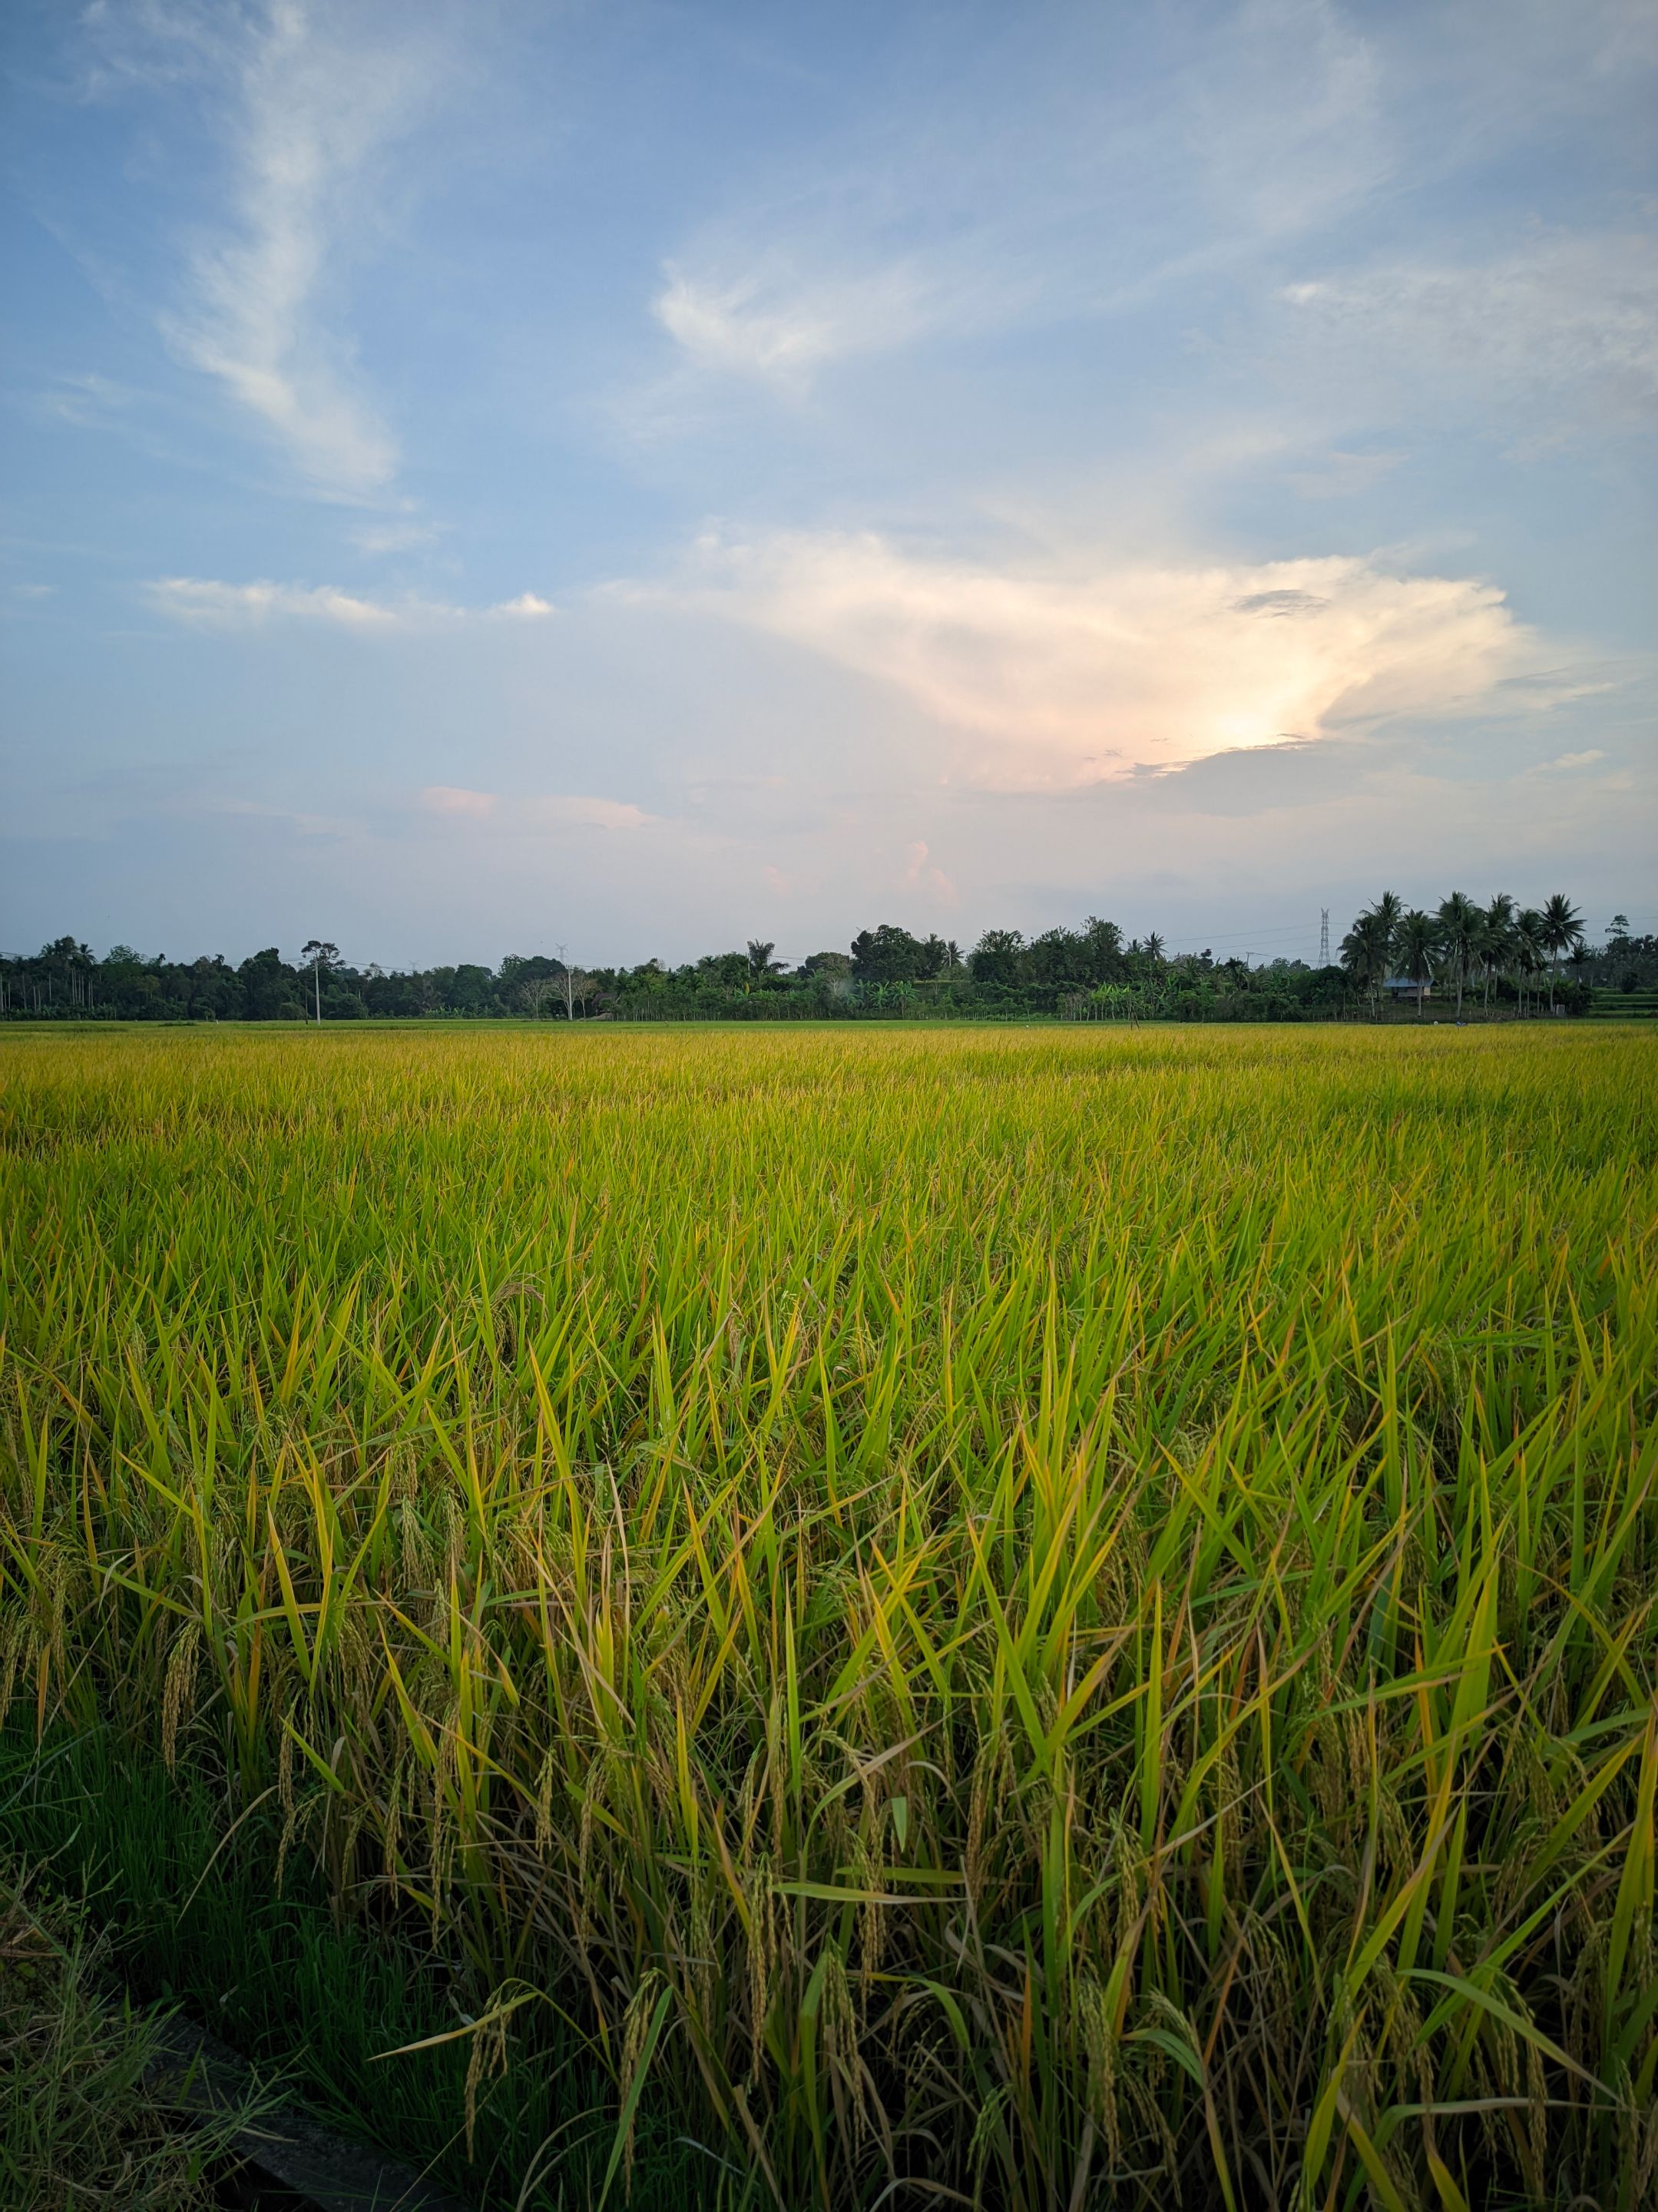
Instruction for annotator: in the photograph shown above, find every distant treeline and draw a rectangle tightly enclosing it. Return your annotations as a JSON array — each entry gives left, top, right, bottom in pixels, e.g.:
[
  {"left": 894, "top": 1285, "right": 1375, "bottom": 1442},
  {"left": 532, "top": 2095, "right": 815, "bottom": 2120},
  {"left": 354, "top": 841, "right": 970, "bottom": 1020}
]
[{"left": 2, "top": 902, "right": 1651, "bottom": 1024}]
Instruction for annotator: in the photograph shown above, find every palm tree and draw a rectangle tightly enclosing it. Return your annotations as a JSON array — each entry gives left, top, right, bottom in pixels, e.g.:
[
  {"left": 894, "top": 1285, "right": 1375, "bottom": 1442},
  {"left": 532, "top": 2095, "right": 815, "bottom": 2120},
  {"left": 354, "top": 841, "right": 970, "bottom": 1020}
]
[
  {"left": 1367, "top": 891, "right": 1405, "bottom": 939},
  {"left": 1436, "top": 891, "right": 1481, "bottom": 1020},
  {"left": 1362, "top": 892, "right": 1405, "bottom": 1018},
  {"left": 1481, "top": 893, "right": 1515, "bottom": 1008},
  {"left": 745, "top": 940, "right": 784, "bottom": 993},
  {"left": 1514, "top": 909, "right": 1546, "bottom": 1018},
  {"left": 1392, "top": 909, "right": 1439, "bottom": 1020},
  {"left": 1538, "top": 893, "right": 1584, "bottom": 1014},
  {"left": 1340, "top": 912, "right": 1389, "bottom": 1017}
]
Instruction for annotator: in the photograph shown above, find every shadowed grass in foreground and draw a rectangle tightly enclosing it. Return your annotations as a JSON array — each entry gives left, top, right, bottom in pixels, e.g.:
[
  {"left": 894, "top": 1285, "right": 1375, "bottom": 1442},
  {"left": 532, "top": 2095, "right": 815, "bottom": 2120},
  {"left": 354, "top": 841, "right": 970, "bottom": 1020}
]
[
  {"left": 0, "top": 1859, "right": 262, "bottom": 2209},
  {"left": 1, "top": 1022, "right": 1655, "bottom": 2207},
  {"left": 0, "top": 1724, "right": 704, "bottom": 2208}
]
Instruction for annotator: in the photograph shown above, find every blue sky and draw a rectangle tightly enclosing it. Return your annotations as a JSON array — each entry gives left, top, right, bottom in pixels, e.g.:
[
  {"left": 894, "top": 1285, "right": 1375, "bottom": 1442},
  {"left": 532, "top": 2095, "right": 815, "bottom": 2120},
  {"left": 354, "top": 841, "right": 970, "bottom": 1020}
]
[{"left": 2, "top": 0, "right": 1653, "bottom": 969}]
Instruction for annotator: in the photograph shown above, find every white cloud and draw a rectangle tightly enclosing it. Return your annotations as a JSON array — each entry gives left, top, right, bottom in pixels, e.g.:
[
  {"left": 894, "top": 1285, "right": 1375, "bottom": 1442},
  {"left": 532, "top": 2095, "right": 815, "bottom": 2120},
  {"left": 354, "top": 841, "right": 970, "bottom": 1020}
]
[
  {"left": 35, "top": 371, "right": 138, "bottom": 429},
  {"left": 1283, "top": 449, "right": 1402, "bottom": 500},
  {"left": 653, "top": 257, "right": 965, "bottom": 390},
  {"left": 639, "top": 531, "right": 1581, "bottom": 790},
  {"left": 178, "top": 793, "right": 351, "bottom": 838},
  {"left": 144, "top": 578, "right": 554, "bottom": 628},
  {"left": 147, "top": 575, "right": 399, "bottom": 628},
  {"left": 422, "top": 787, "right": 651, "bottom": 832},
  {"left": 529, "top": 796, "right": 651, "bottom": 832},
  {"left": 349, "top": 520, "right": 446, "bottom": 555},
  {"left": 421, "top": 785, "right": 498, "bottom": 817},
  {"left": 902, "top": 838, "right": 959, "bottom": 906},
  {"left": 1188, "top": 0, "right": 1387, "bottom": 237},
  {"left": 1528, "top": 749, "right": 1608, "bottom": 775},
  {"left": 637, "top": 0, "right": 1392, "bottom": 414},
  {"left": 1282, "top": 230, "right": 1658, "bottom": 432},
  {"left": 95, "top": 2, "right": 448, "bottom": 496}
]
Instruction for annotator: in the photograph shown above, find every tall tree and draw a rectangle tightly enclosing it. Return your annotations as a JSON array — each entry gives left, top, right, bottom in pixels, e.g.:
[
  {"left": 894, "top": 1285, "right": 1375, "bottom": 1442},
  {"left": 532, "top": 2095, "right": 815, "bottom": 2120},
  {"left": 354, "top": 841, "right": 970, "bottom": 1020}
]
[
  {"left": 851, "top": 925, "right": 935, "bottom": 985},
  {"left": 746, "top": 940, "right": 784, "bottom": 992},
  {"left": 1481, "top": 893, "right": 1515, "bottom": 1009},
  {"left": 1339, "top": 912, "right": 1389, "bottom": 1017},
  {"left": 1075, "top": 916, "right": 1125, "bottom": 987},
  {"left": 1367, "top": 890, "right": 1405, "bottom": 940},
  {"left": 968, "top": 929, "right": 1028, "bottom": 990},
  {"left": 1436, "top": 891, "right": 1481, "bottom": 1019},
  {"left": 299, "top": 939, "right": 339, "bottom": 1024},
  {"left": 1539, "top": 893, "right": 1584, "bottom": 1013},
  {"left": 1392, "top": 909, "right": 1439, "bottom": 1021},
  {"left": 1514, "top": 909, "right": 1546, "bottom": 1018}
]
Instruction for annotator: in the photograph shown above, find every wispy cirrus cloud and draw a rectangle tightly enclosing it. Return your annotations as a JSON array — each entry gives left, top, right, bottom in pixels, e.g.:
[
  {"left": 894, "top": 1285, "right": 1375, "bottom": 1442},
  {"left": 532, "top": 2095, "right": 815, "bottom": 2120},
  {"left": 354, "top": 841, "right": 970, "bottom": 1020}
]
[
  {"left": 637, "top": 0, "right": 1387, "bottom": 415},
  {"left": 348, "top": 519, "right": 447, "bottom": 555},
  {"left": 86, "top": 2, "right": 452, "bottom": 497},
  {"left": 421, "top": 785, "right": 498, "bottom": 816},
  {"left": 651, "top": 253, "right": 1010, "bottom": 394},
  {"left": 144, "top": 578, "right": 554, "bottom": 628},
  {"left": 630, "top": 531, "right": 1593, "bottom": 790},
  {"left": 1281, "top": 229, "right": 1658, "bottom": 435},
  {"left": 420, "top": 787, "right": 652, "bottom": 831}
]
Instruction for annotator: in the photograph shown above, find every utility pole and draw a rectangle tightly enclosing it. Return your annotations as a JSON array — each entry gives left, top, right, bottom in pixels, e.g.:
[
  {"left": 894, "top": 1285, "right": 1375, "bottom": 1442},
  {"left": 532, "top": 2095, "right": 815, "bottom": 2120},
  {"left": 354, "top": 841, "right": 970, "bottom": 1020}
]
[
  {"left": 299, "top": 940, "right": 339, "bottom": 1023},
  {"left": 1319, "top": 908, "right": 1330, "bottom": 966}
]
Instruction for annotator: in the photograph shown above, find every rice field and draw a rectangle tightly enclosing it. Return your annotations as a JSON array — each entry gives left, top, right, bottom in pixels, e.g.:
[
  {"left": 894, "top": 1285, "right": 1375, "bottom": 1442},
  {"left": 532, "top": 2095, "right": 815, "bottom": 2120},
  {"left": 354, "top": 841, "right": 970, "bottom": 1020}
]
[{"left": 2, "top": 1022, "right": 1654, "bottom": 2210}]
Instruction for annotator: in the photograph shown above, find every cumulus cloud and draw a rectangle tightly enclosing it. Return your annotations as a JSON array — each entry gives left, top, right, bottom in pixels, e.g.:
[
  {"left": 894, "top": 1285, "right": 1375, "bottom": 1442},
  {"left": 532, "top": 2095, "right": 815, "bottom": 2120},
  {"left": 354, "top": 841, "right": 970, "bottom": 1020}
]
[
  {"left": 902, "top": 839, "right": 958, "bottom": 904},
  {"left": 640, "top": 531, "right": 1581, "bottom": 789},
  {"left": 144, "top": 578, "right": 554, "bottom": 628}
]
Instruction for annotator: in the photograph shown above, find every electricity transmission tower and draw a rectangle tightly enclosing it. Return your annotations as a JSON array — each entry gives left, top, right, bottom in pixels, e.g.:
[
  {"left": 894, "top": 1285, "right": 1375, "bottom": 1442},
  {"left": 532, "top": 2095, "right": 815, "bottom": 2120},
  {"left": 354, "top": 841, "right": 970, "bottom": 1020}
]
[{"left": 1319, "top": 908, "right": 1330, "bottom": 966}]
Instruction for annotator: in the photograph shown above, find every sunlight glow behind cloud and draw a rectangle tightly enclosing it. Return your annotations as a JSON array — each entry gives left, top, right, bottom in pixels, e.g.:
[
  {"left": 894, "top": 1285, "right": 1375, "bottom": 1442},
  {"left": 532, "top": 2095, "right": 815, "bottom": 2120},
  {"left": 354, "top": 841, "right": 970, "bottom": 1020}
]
[
  {"left": 6, "top": 0, "right": 1650, "bottom": 961},
  {"left": 645, "top": 534, "right": 1573, "bottom": 788}
]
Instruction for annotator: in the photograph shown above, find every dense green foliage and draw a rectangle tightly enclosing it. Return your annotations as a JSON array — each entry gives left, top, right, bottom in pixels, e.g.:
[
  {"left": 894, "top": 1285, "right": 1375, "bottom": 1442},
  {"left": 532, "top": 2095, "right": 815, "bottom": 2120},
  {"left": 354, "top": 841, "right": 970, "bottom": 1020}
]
[
  {"left": 5, "top": 898, "right": 1644, "bottom": 1024},
  {"left": 2, "top": 1025, "right": 1655, "bottom": 2210},
  {"left": 1337, "top": 896, "right": 1643, "bottom": 1022}
]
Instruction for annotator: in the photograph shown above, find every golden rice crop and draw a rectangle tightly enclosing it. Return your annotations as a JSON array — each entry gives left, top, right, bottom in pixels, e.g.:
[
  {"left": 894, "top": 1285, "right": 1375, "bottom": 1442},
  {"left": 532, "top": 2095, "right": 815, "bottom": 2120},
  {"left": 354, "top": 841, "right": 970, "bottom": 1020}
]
[{"left": 2, "top": 1022, "right": 1654, "bottom": 2209}]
